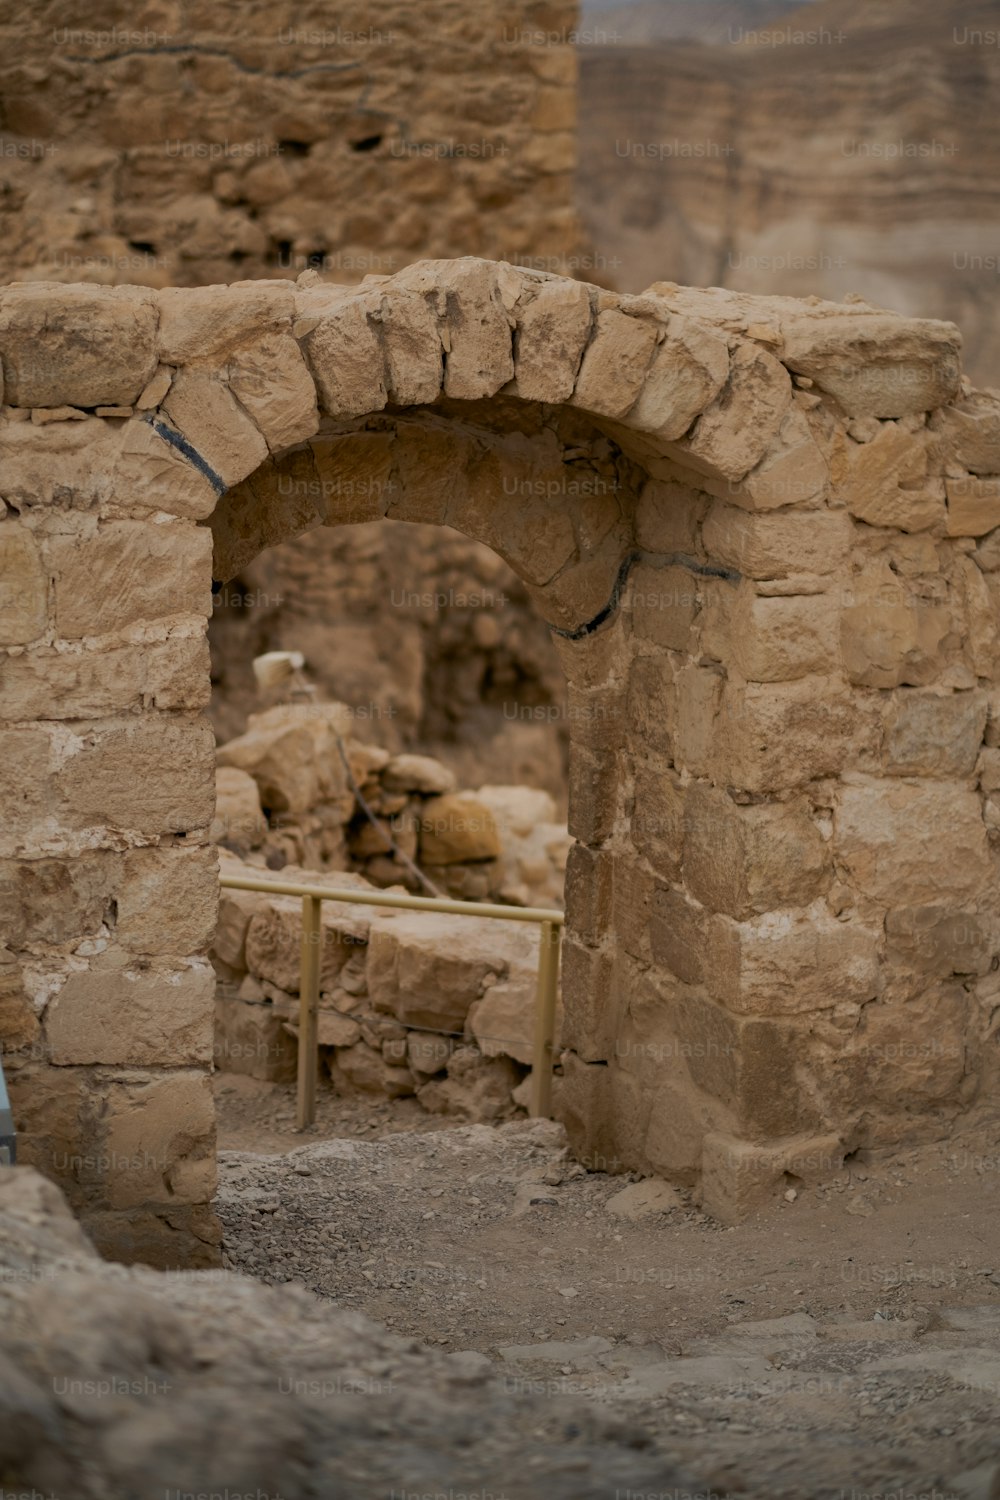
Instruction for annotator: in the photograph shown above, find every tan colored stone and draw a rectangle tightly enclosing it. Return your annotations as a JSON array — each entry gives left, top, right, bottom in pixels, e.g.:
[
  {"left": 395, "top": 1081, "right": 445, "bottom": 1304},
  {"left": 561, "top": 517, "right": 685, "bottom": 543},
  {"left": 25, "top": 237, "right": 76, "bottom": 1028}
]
[
  {"left": 513, "top": 278, "right": 592, "bottom": 402},
  {"left": 780, "top": 311, "right": 962, "bottom": 418},
  {"left": 723, "top": 406, "right": 829, "bottom": 511},
  {"left": 835, "top": 782, "right": 993, "bottom": 906},
  {"left": 211, "top": 767, "right": 266, "bottom": 853},
  {"left": 0, "top": 285, "right": 157, "bottom": 407},
  {"left": 467, "top": 956, "right": 553, "bottom": 1068},
  {"left": 664, "top": 342, "right": 792, "bottom": 483},
  {"left": 382, "top": 753, "right": 457, "bottom": 796},
  {"left": 375, "top": 289, "right": 444, "bottom": 405},
  {"left": 214, "top": 993, "right": 297, "bottom": 1083},
  {"left": 45, "top": 963, "right": 214, "bottom": 1067},
  {"left": 116, "top": 846, "right": 218, "bottom": 957},
  {"left": 959, "top": 555, "right": 998, "bottom": 678},
  {"left": 881, "top": 689, "right": 988, "bottom": 777},
  {"left": 114, "top": 418, "right": 220, "bottom": 521},
  {"left": 162, "top": 368, "right": 268, "bottom": 488},
  {"left": 48, "top": 521, "right": 210, "bottom": 639},
  {"left": 0, "top": 635, "right": 209, "bottom": 722},
  {"left": 0, "top": 530, "right": 47, "bottom": 645},
  {"left": 56, "top": 717, "right": 215, "bottom": 838},
  {"left": 213, "top": 879, "right": 267, "bottom": 971},
  {"left": 419, "top": 793, "right": 502, "bottom": 864},
  {"left": 102, "top": 1070, "right": 216, "bottom": 1210},
  {"left": 367, "top": 911, "right": 530, "bottom": 1031},
  {"left": 216, "top": 703, "right": 352, "bottom": 815},
  {"left": 702, "top": 503, "right": 851, "bottom": 579},
  {"left": 299, "top": 291, "right": 387, "bottom": 418},
  {"left": 227, "top": 333, "right": 319, "bottom": 453},
  {"left": 245, "top": 897, "right": 370, "bottom": 993},
  {"left": 416, "top": 1047, "right": 520, "bottom": 1122},
  {"left": 0, "top": 946, "right": 39, "bottom": 1053},
  {"left": 156, "top": 281, "right": 293, "bottom": 364},
  {"left": 571, "top": 309, "right": 658, "bottom": 419},
  {"left": 700, "top": 1132, "right": 845, "bottom": 1222},
  {"left": 714, "top": 903, "right": 880, "bottom": 1016},
  {"left": 135, "top": 366, "right": 173, "bottom": 410},
  {"left": 702, "top": 584, "right": 839, "bottom": 682},
  {"left": 842, "top": 424, "right": 942, "bottom": 532},
  {"left": 0, "top": 416, "right": 120, "bottom": 508},
  {"left": 625, "top": 316, "right": 729, "bottom": 443},
  {"left": 840, "top": 561, "right": 951, "bottom": 689},
  {"left": 393, "top": 258, "right": 515, "bottom": 400},
  {"left": 931, "top": 392, "right": 1000, "bottom": 475},
  {"left": 629, "top": 563, "right": 698, "bottom": 652},
  {"left": 329, "top": 1040, "right": 415, "bottom": 1098},
  {"left": 885, "top": 906, "right": 993, "bottom": 979},
  {"left": 716, "top": 676, "right": 873, "bottom": 792},
  {"left": 682, "top": 785, "right": 829, "bottom": 920},
  {"left": 946, "top": 477, "right": 1000, "bottom": 537}
]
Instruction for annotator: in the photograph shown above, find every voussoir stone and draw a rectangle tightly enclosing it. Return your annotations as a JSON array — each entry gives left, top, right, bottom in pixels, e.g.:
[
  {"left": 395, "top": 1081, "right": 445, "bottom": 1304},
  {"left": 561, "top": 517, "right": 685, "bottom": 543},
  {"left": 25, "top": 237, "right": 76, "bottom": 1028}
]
[
  {"left": 780, "top": 310, "right": 962, "bottom": 418},
  {"left": 0, "top": 285, "right": 157, "bottom": 408}
]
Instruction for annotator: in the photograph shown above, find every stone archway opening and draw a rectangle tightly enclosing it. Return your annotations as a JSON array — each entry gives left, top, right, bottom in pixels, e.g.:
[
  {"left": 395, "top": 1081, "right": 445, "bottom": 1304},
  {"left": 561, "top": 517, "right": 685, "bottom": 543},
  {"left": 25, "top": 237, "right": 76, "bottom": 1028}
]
[{"left": 2, "top": 258, "right": 994, "bottom": 1268}]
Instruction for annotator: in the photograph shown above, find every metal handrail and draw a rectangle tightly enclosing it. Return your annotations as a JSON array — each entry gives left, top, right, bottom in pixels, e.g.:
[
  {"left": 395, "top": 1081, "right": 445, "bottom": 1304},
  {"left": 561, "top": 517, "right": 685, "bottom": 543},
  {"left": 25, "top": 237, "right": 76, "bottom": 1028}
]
[{"left": 219, "top": 873, "right": 563, "bottom": 1129}]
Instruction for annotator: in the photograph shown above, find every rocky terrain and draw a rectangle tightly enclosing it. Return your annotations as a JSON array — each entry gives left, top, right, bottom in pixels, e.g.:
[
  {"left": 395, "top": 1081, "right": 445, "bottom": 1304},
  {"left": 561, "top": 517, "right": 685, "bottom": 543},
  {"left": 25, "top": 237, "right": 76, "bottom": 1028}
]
[{"left": 579, "top": 0, "right": 1000, "bottom": 385}]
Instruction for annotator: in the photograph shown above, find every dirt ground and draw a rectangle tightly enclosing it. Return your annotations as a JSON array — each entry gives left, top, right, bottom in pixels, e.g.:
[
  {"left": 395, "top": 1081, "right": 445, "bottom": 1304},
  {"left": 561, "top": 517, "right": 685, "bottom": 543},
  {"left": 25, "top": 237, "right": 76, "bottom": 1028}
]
[{"left": 215, "top": 1074, "right": 1000, "bottom": 1500}]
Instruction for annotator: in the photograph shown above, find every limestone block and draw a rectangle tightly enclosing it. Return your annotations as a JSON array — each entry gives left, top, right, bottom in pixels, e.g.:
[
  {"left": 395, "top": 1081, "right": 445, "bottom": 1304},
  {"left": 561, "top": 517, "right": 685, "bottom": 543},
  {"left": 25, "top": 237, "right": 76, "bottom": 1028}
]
[
  {"left": 780, "top": 311, "right": 962, "bottom": 418},
  {"left": 48, "top": 521, "right": 211, "bottom": 639},
  {"left": 382, "top": 754, "right": 456, "bottom": 796},
  {"left": 701, "top": 584, "right": 839, "bottom": 682},
  {"left": 571, "top": 309, "right": 658, "bottom": 419},
  {"left": 419, "top": 793, "right": 501, "bottom": 864},
  {"left": 0, "top": 530, "right": 47, "bottom": 645},
  {"left": 885, "top": 906, "right": 994, "bottom": 979},
  {"left": 367, "top": 911, "right": 531, "bottom": 1031},
  {"left": 216, "top": 703, "right": 352, "bottom": 815},
  {"left": 840, "top": 561, "right": 951, "bottom": 689},
  {"left": 702, "top": 503, "right": 851, "bottom": 580},
  {"left": 634, "top": 479, "right": 701, "bottom": 555},
  {"left": 930, "top": 392, "right": 1000, "bottom": 475},
  {"left": 245, "top": 897, "right": 369, "bottom": 993},
  {"left": 299, "top": 292, "right": 387, "bottom": 418},
  {"left": 631, "top": 766, "right": 685, "bottom": 881},
  {"left": 625, "top": 317, "right": 729, "bottom": 443},
  {"left": 0, "top": 946, "right": 38, "bottom": 1053},
  {"left": 0, "top": 851, "right": 126, "bottom": 949},
  {"left": 0, "top": 285, "right": 157, "bottom": 407},
  {"left": 45, "top": 963, "right": 214, "bottom": 1067},
  {"left": 564, "top": 843, "right": 614, "bottom": 947},
  {"left": 117, "top": 846, "right": 218, "bottom": 957},
  {"left": 719, "top": 406, "right": 829, "bottom": 511},
  {"left": 468, "top": 960, "right": 549, "bottom": 1067},
  {"left": 827, "top": 986, "right": 969, "bottom": 1117},
  {"left": 162, "top": 369, "right": 268, "bottom": 489},
  {"left": 58, "top": 717, "right": 216, "bottom": 838},
  {"left": 567, "top": 744, "right": 619, "bottom": 847},
  {"left": 682, "top": 785, "right": 830, "bottom": 920},
  {"left": 835, "top": 782, "right": 993, "bottom": 906},
  {"left": 513, "top": 278, "right": 592, "bottom": 402},
  {"left": 114, "top": 419, "right": 220, "bottom": 521},
  {"left": 310, "top": 429, "right": 396, "bottom": 525},
  {"left": 5, "top": 1064, "right": 91, "bottom": 1207},
  {"left": 214, "top": 993, "right": 297, "bottom": 1083},
  {"left": 0, "top": 635, "right": 209, "bottom": 722},
  {"left": 0, "top": 416, "right": 120, "bottom": 508},
  {"left": 673, "top": 664, "right": 724, "bottom": 776},
  {"left": 626, "top": 654, "right": 679, "bottom": 757},
  {"left": 375, "top": 290, "right": 444, "bottom": 405},
  {"left": 330, "top": 1040, "right": 415, "bottom": 1098},
  {"left": 101, "top": 1070, "right": 216, "bottom": 1211},
  {"left": 227, "top": 333, "right": 319, "bottom": 452},
  {"left": 946, "top": 478, "right": 1000, "bottom": 537},
  {"left": 156, "top": 281, "right": 293, "bottom": 364},
  {"left": 393, "top": 258, "right": 515, "bottom": 400},
  {"left": 714, "top": 903, "right": 880, "bottom": 1016},
  {"left": 700, "top": 1132, "right": 845, "bottom": 1222},
  {"left": 959, "top": 555, "right": 998, "bottom": 678},
  {"left": 663, "top": 343, "right": 792, "bottom": 483},
  {"left": 716, "top": 676, "right": 872, "bottom": 792},
  {"left": 213, "top": 879, "right": 267, "bottom": 971},
  {"left": 842, "top": 424, "right": 942, "bottom": 533},
  {"left": 881, "top": 689, "right": 988, "bottom": 777},
  {"left": 211, "top": 767, "right": 266, "bottom": 853},
  {"left": 629, "top": 563, "right": 698, "bottom": 652},
  {"left": 417, "top": 1046, "right": 520, "bottom": 1122},
  {"left": 649, "top": 887, "right": 708, "bottom": 987}
]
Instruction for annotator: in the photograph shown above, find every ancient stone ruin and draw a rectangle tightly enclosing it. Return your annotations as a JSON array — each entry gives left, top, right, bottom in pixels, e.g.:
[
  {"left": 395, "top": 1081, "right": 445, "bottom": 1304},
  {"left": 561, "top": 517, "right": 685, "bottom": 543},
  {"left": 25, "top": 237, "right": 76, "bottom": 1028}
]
[{"left": 3, "top": 259, "right": 999, "bottom": 1267}]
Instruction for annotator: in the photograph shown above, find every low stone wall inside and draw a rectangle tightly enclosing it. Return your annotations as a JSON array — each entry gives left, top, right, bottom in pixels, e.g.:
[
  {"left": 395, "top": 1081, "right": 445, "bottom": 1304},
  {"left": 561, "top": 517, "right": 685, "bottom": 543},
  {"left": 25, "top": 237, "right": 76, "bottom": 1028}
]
[{"left": 1, "top": 260, "right": 998, "bottom": 1262}]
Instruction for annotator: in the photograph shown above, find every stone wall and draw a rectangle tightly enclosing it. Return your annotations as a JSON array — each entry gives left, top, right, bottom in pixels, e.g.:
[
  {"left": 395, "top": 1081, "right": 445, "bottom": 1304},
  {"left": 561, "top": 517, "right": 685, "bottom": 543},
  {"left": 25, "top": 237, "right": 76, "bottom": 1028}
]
[{"left": 1, "top": 260, "right": 998, "bottom": 1262}]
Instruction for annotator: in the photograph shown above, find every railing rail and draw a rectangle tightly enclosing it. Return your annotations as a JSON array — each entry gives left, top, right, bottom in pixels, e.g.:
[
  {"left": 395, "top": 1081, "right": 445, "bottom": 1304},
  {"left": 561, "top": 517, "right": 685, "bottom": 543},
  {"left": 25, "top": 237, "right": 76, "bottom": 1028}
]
[{"left": 219, "top": 874, "right": 564, "bottom": 1129}]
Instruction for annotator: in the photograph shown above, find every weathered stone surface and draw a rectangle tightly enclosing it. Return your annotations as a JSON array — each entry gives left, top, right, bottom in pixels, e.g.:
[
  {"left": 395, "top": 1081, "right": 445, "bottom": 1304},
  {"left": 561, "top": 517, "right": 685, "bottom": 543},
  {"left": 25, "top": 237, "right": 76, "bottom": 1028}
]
[
  {"left": 714, "top": 676, "right": 872, "bottom": 792},
  {"left": 881, "top": 689, "right": 988, "bottom": 777},
  {"left": 701, "top": 1132, "right": 845, "bottom": 1221},
  {"left": 842, "top": 424, "right": 942, "bottom": 533},
  {"left": 701, "top": 584, "right": 839, "bottom": 682},
  {"left": 571, "top": 309, "right": 658, "bottom": 419},
  {"left": 44, "top": 964, "right": 214, "bottom": 1067},
  {"left": 299, "top": 290, "right": 387, "bottom": 418},
  {"left": 945, "top": 478, "right": 1000, "bottom": 538},
  {"left": 245, "top": 897, "right": 369, "bottom": 994},
  {"left": 376, "top": 290, "right": 444, "bottom": 406},
  {"left": 213, "top": 879, "right": 267, "bottom": 971},
  {"left": 721, "top": 406, "right": 829, "bottom": 511},
  {"left": 216, "top": 703, "right": 352, "bottom": 815},
  {"left": 931, "top": 392, "right": 1000, "bottom": 475},
  {"left": 156, "top": 281, "right": 293, "bottom": 363},
  {"left": 0, "top": 530, "right": 47, "bottom": 645},
  {"left": 630, "top": 564, "right": 698, "bottom": 652},
  {"left": 117, "top": 846, "right": 218, "bottom": 957},
  {"left": 0, "top": 285, "right": 157, "bottom": 407},
  {"left": 330, "top": 1040, "right": 415, "bottom": 1098},
  {"left": 101, "top": 1070, "right": 216, "bottom": 1212},
  {"left": 382, "top": 754, "right": 457, "bottom": 796},
  {"left": 394, "top": 258, "right": 515, "bottom": 400},
  {"left": 58, "top": 718, "right": 216, "bottom": 837},
  {"left": 682, "top": 785, "right": 830, "bottom": 920},
  {"left": 114, "top": 418, "right": 220, "bottom": 520},
  {"left": 211, "top": 767, "right": 266, "bottom": 853},
  {"left": 467, "top": 959, "right": 546, "bottom": 1067},
  {"left": 781, "top": 311, "right": 962, "bottom": 418},
  {"left": 0, "top": 946, "right": 38, "bottom": 1053},
  {"left": 419, "top": 793, "right": 502, "bottom": 864},
  {"left": 227, "top": 333, "right": 319, "bottom": 453},
  {"left": 214, "top": 992, "right": 298, "bottom": 1082},
  {"left": 664, "top": 342, "right": 792, "bottom": 483},
  {"left": 712, "top": 904, "right": 880, "bottom": 1017},
  {"left": 367, "top": 912, "right": 529, "bottom": 1031},
  {"left": 514, "top": 278, "right": 592, "bottom": 402},
  {"left": 885, "top": 905, "right": 994, "bottom": 979},
  {"left": 162, "top": 368, "right": 269, "bottom": 488},
  {"left": 702, "top": 504, "right": 851, "bottom": 580},
  {"left": 0, "top": 416, "right": 120, "bottom": 507},
  {"left": 0, "top": 636, "right": 209, "bottom": 721},
  {"left": 836, "top": 782, "right": 993, "bottom": 906},
  {"left": 625, "top": 317, "right": 729, "bottom": 443},
  {"left": 417, "top": 1047, "right": 520, "bottom": 1122},
  {"left": 48, "top": 520, "right": 210, "bottom": 638},
  {"left": 840, "top": 561, "right": 951, "bottom": 689}
]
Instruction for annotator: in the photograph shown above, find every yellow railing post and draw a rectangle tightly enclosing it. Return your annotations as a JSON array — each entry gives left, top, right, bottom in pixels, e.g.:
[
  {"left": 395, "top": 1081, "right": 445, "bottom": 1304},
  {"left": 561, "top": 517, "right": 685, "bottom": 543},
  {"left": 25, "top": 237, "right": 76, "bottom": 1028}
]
[
  {"left": 297, "top": 894, "right": 321, "bottom": 1129},
  {"left": 529, "top": 920, "right": 561, "bottom": 1119}
]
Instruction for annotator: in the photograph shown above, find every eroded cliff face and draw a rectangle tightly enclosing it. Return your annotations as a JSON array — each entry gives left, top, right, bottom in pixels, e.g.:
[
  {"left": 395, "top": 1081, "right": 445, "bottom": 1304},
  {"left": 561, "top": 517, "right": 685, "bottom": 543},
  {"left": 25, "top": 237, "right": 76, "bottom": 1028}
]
[{"left": 580, "top": 0, "right": 1000, "bottom": 384}]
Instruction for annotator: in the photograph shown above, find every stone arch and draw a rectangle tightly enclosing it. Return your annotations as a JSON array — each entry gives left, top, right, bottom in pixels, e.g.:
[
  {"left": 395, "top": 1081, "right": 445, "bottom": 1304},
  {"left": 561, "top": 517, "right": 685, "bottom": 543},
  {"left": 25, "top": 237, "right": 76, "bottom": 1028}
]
[{"left": 3, "top": 258, "right": 994, "bottom": 1264}]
